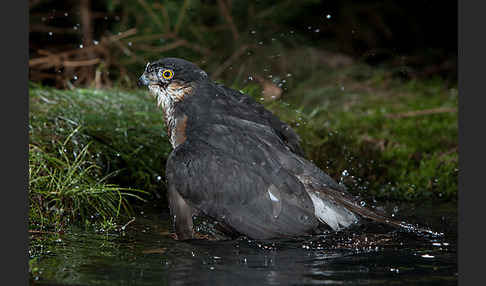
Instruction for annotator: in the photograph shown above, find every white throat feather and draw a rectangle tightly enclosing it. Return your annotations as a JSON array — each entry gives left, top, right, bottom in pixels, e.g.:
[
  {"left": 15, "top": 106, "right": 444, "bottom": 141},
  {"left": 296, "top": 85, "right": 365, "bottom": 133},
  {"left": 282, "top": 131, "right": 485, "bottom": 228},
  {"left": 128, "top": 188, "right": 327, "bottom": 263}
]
[{"left": 148, "top": 83, "right": 192, "bottom": 148}]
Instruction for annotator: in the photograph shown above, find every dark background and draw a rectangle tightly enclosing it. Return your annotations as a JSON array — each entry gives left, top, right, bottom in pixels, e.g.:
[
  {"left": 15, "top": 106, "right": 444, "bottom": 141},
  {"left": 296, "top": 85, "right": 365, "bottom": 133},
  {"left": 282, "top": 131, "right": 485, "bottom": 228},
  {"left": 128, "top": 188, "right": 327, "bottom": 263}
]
[{"left": 29, "top": 0, "right": 457, "bottom": 88}]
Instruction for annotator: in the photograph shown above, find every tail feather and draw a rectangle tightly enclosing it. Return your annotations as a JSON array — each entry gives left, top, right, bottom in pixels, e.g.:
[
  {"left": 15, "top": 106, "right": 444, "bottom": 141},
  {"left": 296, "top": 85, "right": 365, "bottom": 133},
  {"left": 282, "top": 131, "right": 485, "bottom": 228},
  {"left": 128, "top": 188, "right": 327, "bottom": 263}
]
[{"left": 316, "top": 187, "right": 443, "bottom": 237}]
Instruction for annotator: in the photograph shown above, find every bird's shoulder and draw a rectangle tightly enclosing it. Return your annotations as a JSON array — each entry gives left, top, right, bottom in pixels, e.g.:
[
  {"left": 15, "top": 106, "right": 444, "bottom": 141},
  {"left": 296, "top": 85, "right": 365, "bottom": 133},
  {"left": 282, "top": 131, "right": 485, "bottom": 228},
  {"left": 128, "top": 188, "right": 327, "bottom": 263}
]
[{"left": 207, "top": 83, "right": 305, "bottom": 156}]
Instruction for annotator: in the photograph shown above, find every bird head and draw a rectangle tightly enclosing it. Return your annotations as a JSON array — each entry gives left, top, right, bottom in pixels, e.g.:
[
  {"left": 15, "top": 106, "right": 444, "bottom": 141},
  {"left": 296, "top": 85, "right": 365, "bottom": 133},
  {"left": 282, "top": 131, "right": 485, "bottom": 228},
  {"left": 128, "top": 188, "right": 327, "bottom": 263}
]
[{"left": 138, "top": 58, "right": 208, "bottom": 108}]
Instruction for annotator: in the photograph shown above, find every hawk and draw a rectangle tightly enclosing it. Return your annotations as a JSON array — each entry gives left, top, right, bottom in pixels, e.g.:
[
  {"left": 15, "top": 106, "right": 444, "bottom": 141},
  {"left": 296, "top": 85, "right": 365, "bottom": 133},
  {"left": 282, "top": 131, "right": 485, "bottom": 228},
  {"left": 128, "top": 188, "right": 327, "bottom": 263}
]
[{"left": 138, "top": 58, "right": 410, "bottom": 240}]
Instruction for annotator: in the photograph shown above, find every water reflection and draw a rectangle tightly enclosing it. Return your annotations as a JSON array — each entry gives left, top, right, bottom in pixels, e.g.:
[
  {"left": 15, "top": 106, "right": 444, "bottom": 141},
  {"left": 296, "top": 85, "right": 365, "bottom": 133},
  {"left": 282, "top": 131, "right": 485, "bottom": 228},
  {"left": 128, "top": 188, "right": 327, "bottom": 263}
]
[{"left": 30, "top": 202, "right": 457, "bottom": 286}]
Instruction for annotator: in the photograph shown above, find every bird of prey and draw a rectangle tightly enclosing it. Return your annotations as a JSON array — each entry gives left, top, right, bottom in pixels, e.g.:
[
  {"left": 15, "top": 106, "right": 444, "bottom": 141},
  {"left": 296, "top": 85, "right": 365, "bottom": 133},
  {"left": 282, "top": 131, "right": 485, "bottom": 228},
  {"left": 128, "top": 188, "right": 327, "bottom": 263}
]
[{"left": 138, "top": 58, "right": 421, "bottom": 240}]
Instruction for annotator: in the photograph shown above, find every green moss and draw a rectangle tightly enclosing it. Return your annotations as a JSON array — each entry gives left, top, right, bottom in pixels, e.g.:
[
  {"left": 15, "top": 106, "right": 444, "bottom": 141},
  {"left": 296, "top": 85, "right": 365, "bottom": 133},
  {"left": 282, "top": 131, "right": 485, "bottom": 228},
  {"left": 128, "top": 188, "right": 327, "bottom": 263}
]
[{"left": 29, "top": 84, "right": 169, "bottom": 230}]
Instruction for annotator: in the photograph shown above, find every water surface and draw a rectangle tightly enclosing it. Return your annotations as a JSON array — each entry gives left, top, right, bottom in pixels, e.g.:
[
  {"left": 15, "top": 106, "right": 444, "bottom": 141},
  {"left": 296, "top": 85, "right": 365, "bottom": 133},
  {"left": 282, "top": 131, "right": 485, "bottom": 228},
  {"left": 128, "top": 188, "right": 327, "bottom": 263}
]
[{"left": 30, "top": 202, "right": 457, "bottom": 286}]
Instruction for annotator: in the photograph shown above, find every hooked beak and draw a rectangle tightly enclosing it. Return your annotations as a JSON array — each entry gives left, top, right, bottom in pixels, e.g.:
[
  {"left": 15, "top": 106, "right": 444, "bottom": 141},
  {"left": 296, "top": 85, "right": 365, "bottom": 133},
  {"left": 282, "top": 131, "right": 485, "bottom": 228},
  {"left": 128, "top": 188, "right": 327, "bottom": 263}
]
[{"left": 138, "top": 74, "right": 150, "bottom": 87}]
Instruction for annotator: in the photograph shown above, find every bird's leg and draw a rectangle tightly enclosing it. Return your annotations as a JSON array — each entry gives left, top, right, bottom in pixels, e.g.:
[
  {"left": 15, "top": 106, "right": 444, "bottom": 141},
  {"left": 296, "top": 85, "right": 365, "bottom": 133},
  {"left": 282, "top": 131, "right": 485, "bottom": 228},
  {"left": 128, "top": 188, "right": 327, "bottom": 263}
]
[{"left": 168, "top": 186, "right": 194, "bottom": 240}]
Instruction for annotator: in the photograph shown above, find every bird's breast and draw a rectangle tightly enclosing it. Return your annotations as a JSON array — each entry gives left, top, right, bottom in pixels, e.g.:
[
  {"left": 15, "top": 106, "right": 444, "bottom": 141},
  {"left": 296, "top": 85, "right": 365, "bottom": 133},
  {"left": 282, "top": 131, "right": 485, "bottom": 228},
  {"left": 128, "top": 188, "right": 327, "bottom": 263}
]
[
  {"left": 170, "top": 114, "right": 189, "bottom": 148},
  {"left": 149, "top": 82, "right": 194, "bottom": 148}
]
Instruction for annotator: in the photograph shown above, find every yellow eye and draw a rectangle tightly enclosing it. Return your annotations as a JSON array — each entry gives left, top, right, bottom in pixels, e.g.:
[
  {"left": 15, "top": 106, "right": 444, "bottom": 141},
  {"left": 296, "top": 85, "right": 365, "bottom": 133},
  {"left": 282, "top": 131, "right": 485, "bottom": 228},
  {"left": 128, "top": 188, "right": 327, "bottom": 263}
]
[{"left": 159, "top": 69, "right": 174, "bottom": 80}]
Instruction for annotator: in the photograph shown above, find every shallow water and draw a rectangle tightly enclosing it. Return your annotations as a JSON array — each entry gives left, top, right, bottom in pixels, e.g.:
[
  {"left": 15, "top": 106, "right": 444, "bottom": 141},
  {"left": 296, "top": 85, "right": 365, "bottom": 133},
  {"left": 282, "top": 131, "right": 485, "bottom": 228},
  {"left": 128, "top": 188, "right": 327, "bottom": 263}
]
[{"left": 30, "top": 202, "right": 457, "bottom": 286}]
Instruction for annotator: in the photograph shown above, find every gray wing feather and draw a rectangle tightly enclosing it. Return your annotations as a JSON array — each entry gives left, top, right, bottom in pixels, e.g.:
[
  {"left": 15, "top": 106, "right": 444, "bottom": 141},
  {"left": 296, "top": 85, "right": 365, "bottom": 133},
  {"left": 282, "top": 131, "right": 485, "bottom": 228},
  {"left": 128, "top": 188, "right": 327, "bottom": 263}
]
[
  {"left": 219, "top": 85, "right": 305, "bottom": 156},
  {"left": 166, "top": 137, "right": 319, "bottom": 239}
]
